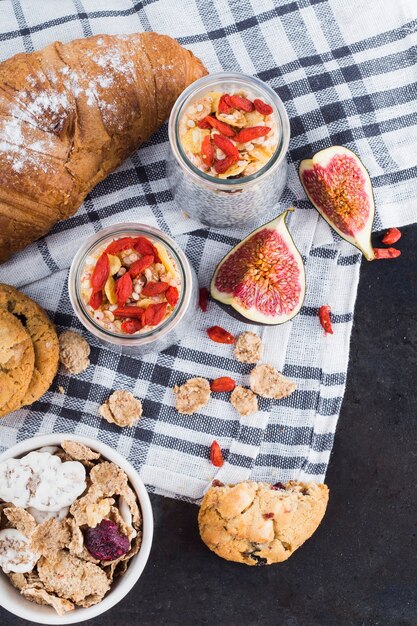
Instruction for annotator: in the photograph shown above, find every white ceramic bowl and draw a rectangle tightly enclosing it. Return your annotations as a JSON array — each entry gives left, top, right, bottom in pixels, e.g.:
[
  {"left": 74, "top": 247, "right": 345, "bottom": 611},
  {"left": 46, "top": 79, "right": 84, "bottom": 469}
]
[{"left": 0, "top": 434, "right": 153, "bottom": 624}]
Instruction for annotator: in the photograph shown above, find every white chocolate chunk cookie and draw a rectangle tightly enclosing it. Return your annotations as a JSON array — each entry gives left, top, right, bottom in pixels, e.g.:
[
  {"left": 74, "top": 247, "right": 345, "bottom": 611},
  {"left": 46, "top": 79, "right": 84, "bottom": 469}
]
[
  {"left": 173, "top": 377, "right": 211, "bottom": 414},
  {"left": 198, "top": 480, "right": 329, "bottom": 565},
  {"left": 250, "top": 363, "right": 296, "bottom": 399},
  {"left": 0, "top": 451, "right": 86, "bottom": 511},
  {"left": 0, "top": 528, "right": 39, "bottom": 573},
  {"left": 234, "top": 332, "right": 264, "bottom": 363}
]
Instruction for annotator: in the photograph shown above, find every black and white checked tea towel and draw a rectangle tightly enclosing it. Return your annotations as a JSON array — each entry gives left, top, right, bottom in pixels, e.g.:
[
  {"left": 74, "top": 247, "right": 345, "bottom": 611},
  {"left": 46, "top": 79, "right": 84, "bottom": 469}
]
[{"left": 0, "top": 0, "right": 416, "bottom": 500}]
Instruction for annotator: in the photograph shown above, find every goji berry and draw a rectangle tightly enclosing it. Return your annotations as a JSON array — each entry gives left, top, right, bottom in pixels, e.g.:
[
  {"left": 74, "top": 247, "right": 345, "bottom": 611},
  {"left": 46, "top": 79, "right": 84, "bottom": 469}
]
[
  {"left": 271, "top": 482, "right": 285, "bottom": 490},
  {"left": 253, "top": 98, "right": 273, "bottom": 115},
  {"left": 199, "top": 287, "right": 209, "bottom": 312},
  {"left": 382, "top": 227, "right": 401, "bottom": 245},
  {"left": 115, "top": 272, "right": 133, "bottom": 306},
  {"left": 374, "top": 247, "right": 401, "bottom": 259},
  {"left": 89, "top": 290, "right": 103, "bottom": 310},
  {"left": 263, "top": 512, "right": 274, "bottom": 519},
  {"left": 129, "top": 254, "right": 154, "bottom": 277},
  {"left": 201, "top": 135, "right": 214, "bottom": 167},
  {"left": 212, "top": 134, "right": 239, "bottom": 159},
  {"left": 229, "top": 94, "right": 254, "bottom": 112},
  {"left": 210, "top": 441, "right": 224, "bottom": 467},
  {"left": 105, "top": 237, "right": 136, "bottom": 254},
  {"left": 165, "top": 286, "right": 179, "bottom": 307},
  {"left": 207, "top": 326, "right": 235, "bottom": 344},
  {"left": 234, "top": 126, "right": 271, "bottom": 143},
  {"left": 318, "top": 305, "right": 333, "bottom": 335},
  {"left": 212, "top": 479, "right": 224, "bottom": 487},
  {"left": 142, "top": 281, "right": 170, "bottom": 296},
  {"left": 133, "top": 236, "right": 161, "bottom": 262},
  {"left": 114, "top": 307, "right": 144, "bottom": 319},
  {"left": 121, "top": 319, "right": 142, "bottom": 334},
  {"left": 143, "top": 302, "right": 168, "bottom": 327},
  {"left": 203, "top": 115, "right": 235, "bottom": 137},
  {"left": 91, "top": 253, "right": 110, "bottom": 291},
  {"left": 218, "top": 93, "right": 233, "bottom": 114},
  {"left": 210, "top": 377, "right": 236, "bottom": 392},
  {"left": 214, "top": 155, "right": 238, "bottom": 174}
]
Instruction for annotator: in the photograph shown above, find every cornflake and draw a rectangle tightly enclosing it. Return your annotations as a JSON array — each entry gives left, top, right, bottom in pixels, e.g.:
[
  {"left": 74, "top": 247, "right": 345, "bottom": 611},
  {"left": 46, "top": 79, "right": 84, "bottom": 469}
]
[
  {"left": 3, "top": 507, "right": 36, "bottom": 536},
  {"left": 61, "top": 440, "right": 100, "bottom": 461}
]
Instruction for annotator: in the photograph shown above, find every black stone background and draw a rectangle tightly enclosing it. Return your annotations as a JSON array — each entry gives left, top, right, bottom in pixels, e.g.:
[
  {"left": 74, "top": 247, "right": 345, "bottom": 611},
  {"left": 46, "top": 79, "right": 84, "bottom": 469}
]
[{"left": 1, "top": 225, "right": 416, "bottom": 626}]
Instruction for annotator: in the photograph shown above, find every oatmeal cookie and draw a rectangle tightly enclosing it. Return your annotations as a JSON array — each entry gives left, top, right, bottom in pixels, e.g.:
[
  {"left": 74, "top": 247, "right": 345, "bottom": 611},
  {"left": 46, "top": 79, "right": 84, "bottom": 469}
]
[
  {"left": 198, "top": 480, "right": 329, "bottom": 565},
  {"left": 59, "top": 330, "right": 90, "bottom": 374},
  {"left": 250, "top": 363, "right": 296, "bottom": 399},
  {"left": 234, "top": 332, "right": 264, "bottom": 363},
  {"left": 173, "top": 377, "right": 211, "bottom": 414},
  {"left": 230, "top": 386, "right": 258, "bottom": 416},
  {"left": 0, "top": 283, "right": 59, "bottom": 405},
  {"left": 99, "top": 390, "right": 142, "bottom": 427},
  {"left": 0, "top": 309, "right": 34, "bottom": 417}
]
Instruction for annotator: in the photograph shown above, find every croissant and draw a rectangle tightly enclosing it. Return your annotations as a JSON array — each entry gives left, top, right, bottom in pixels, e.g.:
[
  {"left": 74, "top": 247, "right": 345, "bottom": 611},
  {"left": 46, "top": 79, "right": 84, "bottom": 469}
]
[{"left": 0, "top": 33, "right": 207, "bottom": 262}]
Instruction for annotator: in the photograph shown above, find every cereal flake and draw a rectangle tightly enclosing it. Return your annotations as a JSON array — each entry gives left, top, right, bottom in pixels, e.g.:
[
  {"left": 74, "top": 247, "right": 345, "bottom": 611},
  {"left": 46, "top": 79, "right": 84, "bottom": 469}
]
[
  {"left": 234, "top": 332, "right": 264, "bottom": 363},
  {"left": 173, "top": 377, "right": 211, "bottom": 414},
  {"left": 230, "top": 386, "right": 259, "bottom": 416},
  {"left": 250, "top": 363, "right": 296, "bottom": 399},
  {"left": 99, "top": 390, "right": 142, "bottom": 427}
]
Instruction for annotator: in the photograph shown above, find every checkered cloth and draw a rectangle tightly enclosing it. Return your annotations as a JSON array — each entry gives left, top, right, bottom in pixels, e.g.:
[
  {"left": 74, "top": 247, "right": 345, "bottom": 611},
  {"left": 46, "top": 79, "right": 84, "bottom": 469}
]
[{"left": 0, "top": 0, "right": 416, "bottom": 501}]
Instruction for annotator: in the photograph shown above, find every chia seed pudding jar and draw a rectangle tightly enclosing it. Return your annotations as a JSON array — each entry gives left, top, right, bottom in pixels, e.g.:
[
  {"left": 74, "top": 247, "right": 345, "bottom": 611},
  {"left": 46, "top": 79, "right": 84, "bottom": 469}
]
[
  {"left": 69, "top": 224, "right": 198, "bottom": 355},
  {"left": 166, "top": 72, "right": 290, "bottom": 228}
]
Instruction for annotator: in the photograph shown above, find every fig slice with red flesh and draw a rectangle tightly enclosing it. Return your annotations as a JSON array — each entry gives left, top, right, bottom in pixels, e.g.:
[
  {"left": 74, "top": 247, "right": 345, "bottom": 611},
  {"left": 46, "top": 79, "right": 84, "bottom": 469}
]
[
  {"left": 299, "top": 146, "right": 375, "bottom": 260},
  {"left": 210, "top": 209, "right": 305, "bottom": 325}
]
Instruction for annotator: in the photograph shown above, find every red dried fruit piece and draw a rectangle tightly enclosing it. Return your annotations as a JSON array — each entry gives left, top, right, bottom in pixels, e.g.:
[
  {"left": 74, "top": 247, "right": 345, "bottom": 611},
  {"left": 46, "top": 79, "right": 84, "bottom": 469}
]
[
  {"left": 142, "top": 281, "right": 170, "bottom": 296},
  {"left": 253, "top": 98, "right": 273, "bottom": 115},
  {"left": 198, "top": 117, "right": 212, "bottom": 129},
  {"left": 263, "top": 512, "right": 274, "bottom": 519},
  {"left": 115, "top": 272, "right": 133, "bottom": 306},
  {"left": 210, "top": 377, "right": 236, "bottom": 392},
  {"left": 212, "top": 134, "right": 239, "bottom": 159},
  {"left": 133, "top": 236, "right": 161, "bottom": 262},
  {"left": 373, "top": 247, "right": 401, "bottom": 259},
  {"left": 143, "top": 302, "right": 168, "bottom": 327},
  {"left": 207, "top": 326, "right": 235, "bottom": 344},
  {"left": 121, "top": 319, "right": 142, "bottom": 334},
  {"left": 212, "top": 479, "right": 224, "bottom": 487},
  {"left": 165, "top": 286, "right": 179, "bottom": 307},
  {"left": 105, "top": 237, "right": 136, "bottom": 255},
  {"left": 382, "top": 227, "right": 401, "bottom": 245},
  {"left": 214, "top": 155, "right": 238, "bottom": 174},
  {"left": 85, "top": 519, "right": 130, "bottom": 561},
  {"left": 89, "top": 290, "right": 103, "bottom": 310},
  {"left": 229, "top": 94, "right": 254, "bottom": 112},
  {"left": 271, "top": 482, "right": 285, "bottom": 490},
  {"left": 199, "top": 287, "right": 209, "bottom": 312},
  {"left": 234, "top": 126, "right": 271, "bottom": 143},
  {"left": 210, "top": 441, "right": 224, "bottom": 467},
  {"left": 201, "top": 135, "right": 214, "bottom": 167},
  {"left": 299, "top": 147, "right": 375, "bottom": 260},
  {"left": 318, "top": 305, "right": 334, "bottom": 335},
  {"left": 204, "top": 115, "right": 236, "bottom": 137},
  {"left": 91, "top": 253, "right": 110, "bottom": 291},
  {"left": 211, "top": 209, "right": 305, "bottom": 324},
  {"left": 113, "top": 307, "right": 144, "bottom": 319},
  {"left": 129, "top": 254, "right": 154, "bottom": 277},
  {"left": 218, "top": 93, "right": 233, "bottom": 114}
]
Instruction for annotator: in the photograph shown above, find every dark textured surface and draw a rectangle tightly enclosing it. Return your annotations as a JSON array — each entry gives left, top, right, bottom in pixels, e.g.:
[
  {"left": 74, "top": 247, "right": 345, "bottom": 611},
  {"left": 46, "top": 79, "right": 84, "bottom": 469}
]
[{"left": 1, "top": 225, "right": 416, "bottom": 626}]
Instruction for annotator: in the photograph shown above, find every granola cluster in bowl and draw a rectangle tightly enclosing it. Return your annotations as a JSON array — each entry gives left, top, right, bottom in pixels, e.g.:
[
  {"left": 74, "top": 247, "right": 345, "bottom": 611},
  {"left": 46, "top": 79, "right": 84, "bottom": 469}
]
[{"left": 0, "top": 434, "right": 153, "bottom": 624}]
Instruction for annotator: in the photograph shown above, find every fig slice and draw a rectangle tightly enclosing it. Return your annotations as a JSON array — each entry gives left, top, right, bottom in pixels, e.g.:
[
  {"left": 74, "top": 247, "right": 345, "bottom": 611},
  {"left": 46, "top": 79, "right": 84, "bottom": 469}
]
[
  {"left": 210, "top": 209, "right": 305, "bottom": 325},
  {"left": 299, "top": 146, "right": 375, "bottom": 260}
]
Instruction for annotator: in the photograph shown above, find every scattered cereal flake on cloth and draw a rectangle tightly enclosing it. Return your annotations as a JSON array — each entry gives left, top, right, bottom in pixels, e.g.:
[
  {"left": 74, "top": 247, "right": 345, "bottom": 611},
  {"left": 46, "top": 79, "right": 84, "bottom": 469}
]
[
  {"left": 0, "top": 528, "right": 39, "bottom": 573},
  {"left": 99, "top": 390, "right": 142, "bottom": 427},
  {"left": 61, "top": 440, "right": 100, "bottom": 461},
  {"left": 59, "top": 330, "right": 90, "bottom": 374},
  {"left": 250, "top": 363, "right": 296, "bottom": 399},
  {"left": 173, "top": 377, "right": 211, "bottom": 414},
  {"left": 230, "top": 386, "right": 259, "bottom": 416},
  {"left": 30, "top": 518, "right": 70, "bottom": 560},
  {"left": 234, "top": 332, "right": 264, "bottom": 363},
  {"left": 38, "top": 551, "right": 110, "bottom": 605},
  {"left": 90, "top": 462, "right": 129, "bottom": 497},
  {"left": 3, "top": 507, "right": 36, "bottom": 536},
  {"left": 22, "top": 586, "right": 75, "bottom": 616}
]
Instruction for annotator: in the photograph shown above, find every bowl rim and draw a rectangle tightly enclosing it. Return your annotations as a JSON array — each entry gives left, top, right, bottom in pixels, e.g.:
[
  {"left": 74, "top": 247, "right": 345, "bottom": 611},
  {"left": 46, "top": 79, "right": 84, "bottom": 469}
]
[{"left": 0, "top": 433, "right": 154, "bottom": 625}]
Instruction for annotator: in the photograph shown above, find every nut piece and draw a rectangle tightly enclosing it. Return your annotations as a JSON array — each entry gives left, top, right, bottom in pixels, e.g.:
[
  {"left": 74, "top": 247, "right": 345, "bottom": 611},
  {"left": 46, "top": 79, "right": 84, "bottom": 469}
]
[
  {"left": 99, "top": 390, "right": 142, "bottom": 427},
  {"left": 59, "top": 330, "right": 90, "bottom": 374},
  {"left": 173, "top": 377, "right": 211, "bottom": 414},
  {"left": 230, "top": 386, "right": 258, "bottom": 416},
  {"left": 250, "top": 363, "right": 296, "bottom": 399},
  {"left": 234, "top": 332, "right": 264, "bottom": 363}
]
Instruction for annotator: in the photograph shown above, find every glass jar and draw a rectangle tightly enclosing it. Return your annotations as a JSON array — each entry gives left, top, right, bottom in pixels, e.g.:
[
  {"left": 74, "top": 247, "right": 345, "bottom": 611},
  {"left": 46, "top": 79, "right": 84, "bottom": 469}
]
[
  {"left": 68, "top": 223, "right": 198, "bottom": 355},
  {"left": 166, "top": 72, "right": 290, "bottom": 228}
]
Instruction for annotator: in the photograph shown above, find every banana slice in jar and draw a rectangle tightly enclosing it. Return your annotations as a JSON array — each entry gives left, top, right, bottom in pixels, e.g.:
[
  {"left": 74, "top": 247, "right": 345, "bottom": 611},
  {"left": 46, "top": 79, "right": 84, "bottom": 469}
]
[{"left": 181, "top": 128, "right": 210, "bottom": 154}]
